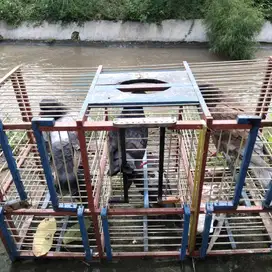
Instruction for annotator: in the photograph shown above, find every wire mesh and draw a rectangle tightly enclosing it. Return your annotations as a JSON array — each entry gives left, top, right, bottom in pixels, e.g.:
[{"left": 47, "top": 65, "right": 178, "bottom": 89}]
[
  {"left": 108, "top": 214, "right": 184, "bottom": 253},
  {"left": 0, "top": 129, "right": 45, "bottom": 206},
  {"left": 98, "top": 122, "right": 195, "bottom": 209},
  {"left": 203, "top": 128, "right": 271, "bottom": 205},
  {"left": 198, "top": 212, "right": 272, "bottom": 253},
  {"left": 5, "top": 214, "right": 98, "bottom": 255},
  {"left": 0, "top": 67, "right": 97, "bottom": 124},
  {"left": 191, "top": 58, "right": 270, "bottom": 118},
  {"left": 0, "top": 58, "right": 271, "bottom": 259}
]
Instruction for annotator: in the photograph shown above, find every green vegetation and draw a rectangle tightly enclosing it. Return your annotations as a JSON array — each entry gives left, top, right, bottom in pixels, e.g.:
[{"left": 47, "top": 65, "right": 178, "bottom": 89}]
[
  {"left": 254, "top": 0, "right": 272, "bottom": 22},
  {"left": 0, "top": 0, "right": 205, "bottom": 26},
  {"left": 0, "top": 0, "right": 270, "bottom": 26},
  {"left": 204, "top": 0, "right": 264, "bottom": 60},
  {"left": 0, "top": 0, "right": 270, "bottom": 60}
]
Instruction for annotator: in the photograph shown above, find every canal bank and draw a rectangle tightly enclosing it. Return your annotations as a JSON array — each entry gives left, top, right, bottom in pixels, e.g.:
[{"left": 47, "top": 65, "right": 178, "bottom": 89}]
[{"left": 0, "top": 20, "right": 271, "bottom": 43}]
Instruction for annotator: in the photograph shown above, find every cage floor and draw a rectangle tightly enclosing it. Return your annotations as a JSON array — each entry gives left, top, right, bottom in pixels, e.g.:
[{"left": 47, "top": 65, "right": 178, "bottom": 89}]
[
  {"left": 6, "top": 213, "right": 99, "bottom": 256},
  {"left": 108, "top": 214, "right": 184, "bottom": 253},
  {"left": 195, "top": 212, "right": 272, "bottom": 253}
]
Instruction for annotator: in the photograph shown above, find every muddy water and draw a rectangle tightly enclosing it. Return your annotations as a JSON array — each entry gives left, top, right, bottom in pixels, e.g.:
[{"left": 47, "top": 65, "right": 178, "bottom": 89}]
[
  {"left": 0, "top": 43, "right": 272, "bottom": 272},
  {"left": 0, "top": 43, "right": 271, "bottom": 75}
]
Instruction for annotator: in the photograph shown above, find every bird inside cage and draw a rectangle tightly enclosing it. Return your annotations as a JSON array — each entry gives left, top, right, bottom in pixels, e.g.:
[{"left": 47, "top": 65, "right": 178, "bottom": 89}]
[
  {"left": 107, "top": 103, "right": 182, "bottom": 228},
  {"left": 197, "top": 83, "right": 272, "bottom": 241},
  {"left": 199, "top": 83, "right": 272, "bottom": 191},
  {"left": 39, "top": 99, "right": 84, "bottom": 198}
]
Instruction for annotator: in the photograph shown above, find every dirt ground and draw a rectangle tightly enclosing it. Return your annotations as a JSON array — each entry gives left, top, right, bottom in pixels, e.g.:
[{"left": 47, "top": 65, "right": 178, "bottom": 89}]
[{"left": 0, "top": 242, "right": 271, "bottom": 272}]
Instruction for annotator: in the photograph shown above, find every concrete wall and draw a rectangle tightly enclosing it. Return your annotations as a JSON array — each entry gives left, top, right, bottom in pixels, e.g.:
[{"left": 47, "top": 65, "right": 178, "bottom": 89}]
[{"left": 0, "top": 19, "right": 271, "bottom": 43}]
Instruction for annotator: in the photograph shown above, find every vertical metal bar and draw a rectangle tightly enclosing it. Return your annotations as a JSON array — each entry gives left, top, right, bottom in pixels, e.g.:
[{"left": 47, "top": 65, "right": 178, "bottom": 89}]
[
  {"left": 183, "top": 61, "right": 212, "bottom": 120},
  {"left": 233, "top": 116, "right": 261, "bottom": 206},
  {"left": 263, "top": 181, "right": 272, "bottom": 208},
  {"left": 101, "top": 207, "right": 112, "bottom": 261},
  {"left": 188, "top": 127, "right": 210, "bottom": 253},
  {"left": 41, "top": 192, "right": 51, "bottom": 209},
  {"left": 76, "top": 122, "right": 103, "bottom": 258},
  {"left": 78, "top": 65, "right": 103, "bottom": 122},
  {"left": 0, "top": 207, "right": 17, "bottom": 261},
  {"left": 242, "top": 190, "right": 252, "bottom": 207},
  {"left": 0, "top": 120, "right": 27, "bottom": 200},
  {"left": 119, "top": 128, "right": 129, "bottom": 203},
  {"left": 224, "top": 219, "right": 236, "bottom": 249},
  {"left": 77, "top": 206, "right": 92, "bottom": 262},
  {"left": 0, "top": 228, "right": 12, "bottom": 260},
  {"left": 158, "top": 127, "right": 166, "bottom": 201},
  {"left": 143, "top": 151, "right": 149, "bottom": 252},
  {"left": 200, "top": 203, "right": 214, "bottom": 259},
  {"left": 180, "top": 204, "right": 190, "bottom": 261},
  {"left": 31, "top": 118, "right": 59, "bottom": 210},
  {"left": 56, "top": 216, "right": 69, "bottom": 252}
]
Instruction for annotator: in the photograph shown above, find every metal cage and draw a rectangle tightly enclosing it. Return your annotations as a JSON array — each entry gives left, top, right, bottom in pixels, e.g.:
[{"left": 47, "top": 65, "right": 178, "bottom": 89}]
[{"left": 0, "top": 58, "right": 271, "bottom": 262}]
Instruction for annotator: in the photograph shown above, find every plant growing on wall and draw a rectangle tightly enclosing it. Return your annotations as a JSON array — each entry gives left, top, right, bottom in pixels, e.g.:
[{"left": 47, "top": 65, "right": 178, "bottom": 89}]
[{"left": 204, "top": 0, "right": 264, "bottom": 60}]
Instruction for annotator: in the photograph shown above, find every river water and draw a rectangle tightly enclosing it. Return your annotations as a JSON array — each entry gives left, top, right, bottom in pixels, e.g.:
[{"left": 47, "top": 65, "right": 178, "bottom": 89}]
[
  {"left": 0, "top": 43, "right": 272, "bottom": 272},
  {"left": 0, "top": 43, "right": 271, "bottom": 74}
]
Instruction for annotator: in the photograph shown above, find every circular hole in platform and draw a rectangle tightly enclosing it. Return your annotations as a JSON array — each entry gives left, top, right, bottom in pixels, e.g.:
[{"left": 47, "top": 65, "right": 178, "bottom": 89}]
[{"left": 117, "top": 78, "right": 169, "bottom": 94}]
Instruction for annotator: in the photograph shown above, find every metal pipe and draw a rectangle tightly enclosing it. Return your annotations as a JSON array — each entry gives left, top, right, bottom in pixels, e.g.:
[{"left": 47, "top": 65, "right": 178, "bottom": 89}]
[
  {"left": 77, "top": 206, "right": 92, "bottom": 262},
  {"left": 119, "top": 128, "right": 129, "bottom": 203},
  {"left": 101, "top": 207, "right": 112, "bottom": 261},
  {"left": 0, "top": 120, "right": 27, "bottom": 201},
  {"left": 200, "top": 203, "right": 214, "bottom": 259},
  {"left": 76, "top": 120, "right": 103, "bottom": 258},
  {"left": 233, "top": 116, "right": 261, "bottom": 206},
  {"left": 180, "top": 204, "right": 190, "bottom": 260},
  {"left": 0, "top": 207, "right": 17, "bottom": 261},
  {"left": 158, "top": 127, "right": 166, "bottom": 201}
]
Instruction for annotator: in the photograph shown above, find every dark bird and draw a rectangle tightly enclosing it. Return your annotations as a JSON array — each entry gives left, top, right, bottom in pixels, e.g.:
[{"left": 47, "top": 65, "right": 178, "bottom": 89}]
[
  {"left": 39, "top": 99, "right": 82, "bottom": 196},
  {"left": 107, "top": 105, "right": 179, "bottom": 223},
  {"left": 107, "top": 106, "right": 149, "bottom": 197}
]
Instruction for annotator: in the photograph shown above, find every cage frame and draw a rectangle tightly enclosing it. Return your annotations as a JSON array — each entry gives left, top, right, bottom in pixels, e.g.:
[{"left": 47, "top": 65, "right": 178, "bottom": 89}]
[{"left": 0, "top": 57, "right": 271, "bottom": 262}]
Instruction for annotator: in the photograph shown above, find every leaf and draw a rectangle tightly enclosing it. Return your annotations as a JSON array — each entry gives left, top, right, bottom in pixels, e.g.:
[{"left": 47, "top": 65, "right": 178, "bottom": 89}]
[
  {"left": 63, "top": 218, "right": 92, "bottom": 245},
  {"left": 32, "top": 217, "right": 57, "bottom": 257}
]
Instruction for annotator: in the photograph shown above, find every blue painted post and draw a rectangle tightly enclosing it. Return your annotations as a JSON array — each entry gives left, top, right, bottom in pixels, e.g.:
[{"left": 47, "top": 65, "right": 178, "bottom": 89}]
[
  {"left": 32, "top": 118, "right": 78, "bottom": 212},
  {"left": 101, "top": 207, "right": 112, "bottom": 261},
  {"left": 233, "top": 115, "right": 261, "bottom": 207},
  {"left": 143, "top": 151, "right": 149, "bottom": 252},
  {"left": 77, "top": 206, "right": 92, "bottom": 262},
  {"left": 180, "top": 204, "right": 190, "bottom": 261},
  {"left": 200, "top": 203, "right": 214, "bottom": 259},
  {"left": 263, "top": 181, "right": 272, "bottom": 208},
  {"left": 0, "top": 120, "right": 27, "bottom": 201},
  {"left": 31, "top": 118, "right": 59, "bottom": 210},
  {"left": 0, "top": 207, "right": 17, "bottom": 261}
]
